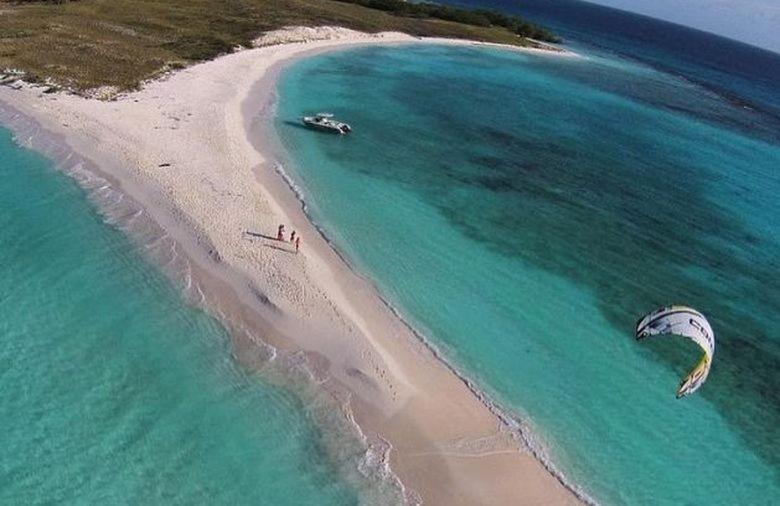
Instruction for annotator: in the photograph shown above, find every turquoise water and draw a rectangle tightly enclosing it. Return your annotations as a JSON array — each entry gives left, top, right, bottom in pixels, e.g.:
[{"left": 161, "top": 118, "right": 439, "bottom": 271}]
[
  {"left": 275, "top": 44, "right": 780, "bottom": 504},
  {"left": 0, "top": 128, "right": 362, "bottom": 504}
]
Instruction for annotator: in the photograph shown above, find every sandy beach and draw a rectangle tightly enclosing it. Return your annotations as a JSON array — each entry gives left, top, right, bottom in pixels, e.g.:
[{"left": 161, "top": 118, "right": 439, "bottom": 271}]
[{"left": 0, "top": 27, "right": 582, "bottom": 505}]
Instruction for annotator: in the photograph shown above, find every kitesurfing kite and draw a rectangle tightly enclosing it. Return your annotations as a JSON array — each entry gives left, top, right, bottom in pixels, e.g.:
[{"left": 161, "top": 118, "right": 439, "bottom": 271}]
[{"left": 635, "top": 305, "right": 715, "bottom": 398}]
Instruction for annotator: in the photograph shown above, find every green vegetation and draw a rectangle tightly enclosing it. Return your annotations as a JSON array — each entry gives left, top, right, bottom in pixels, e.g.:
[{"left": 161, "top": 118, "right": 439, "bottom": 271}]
[
  {"left": 0, "top": 0, "right": 559, "bottom": 92},
  {"left": 334, "top": 0, "right": 559, "bottom": 42}
]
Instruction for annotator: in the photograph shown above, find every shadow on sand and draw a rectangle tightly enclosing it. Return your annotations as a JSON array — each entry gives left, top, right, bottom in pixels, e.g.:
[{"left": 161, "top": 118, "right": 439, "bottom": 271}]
[
  {"left": 263, "top": 243, "right": 294, "bottom": 254},
  {"left": 244, "top": 230, "right": 295, "bottom": 254},
  {"left": 244, "top": 230, "right": 277, "bottom": 241}
]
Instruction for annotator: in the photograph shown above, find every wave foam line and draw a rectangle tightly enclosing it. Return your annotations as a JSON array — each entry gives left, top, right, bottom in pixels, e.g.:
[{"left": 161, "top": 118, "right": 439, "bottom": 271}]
[
  {"left": 273, "top": 158, "right": 599, "bottom": 506},
  {"left": 2, "top": 100, "right": 409, "bottom": 505}
]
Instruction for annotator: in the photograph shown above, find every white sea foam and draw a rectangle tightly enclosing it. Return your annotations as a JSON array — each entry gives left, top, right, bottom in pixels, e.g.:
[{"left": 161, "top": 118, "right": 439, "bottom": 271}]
[{"left": 273, "top": 160, "right": 309, "bottom": 213}]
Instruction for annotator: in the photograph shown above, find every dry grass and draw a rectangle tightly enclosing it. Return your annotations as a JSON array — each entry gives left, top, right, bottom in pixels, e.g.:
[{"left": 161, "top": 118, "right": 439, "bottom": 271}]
[{"left": 0, "top": 0, "right": 532, "bottom": 91}]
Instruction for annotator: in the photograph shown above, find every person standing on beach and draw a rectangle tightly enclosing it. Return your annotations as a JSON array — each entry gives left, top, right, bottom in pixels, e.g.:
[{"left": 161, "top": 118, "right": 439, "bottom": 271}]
[
  {"left": 277, "top": 224, "right": 285, "bottom": 241},
  {"left": 290, "top": 230, "right": 296, "bottom": 243},
  {"left": 295, "top": 236, "right": 300, "bottom": 253}
]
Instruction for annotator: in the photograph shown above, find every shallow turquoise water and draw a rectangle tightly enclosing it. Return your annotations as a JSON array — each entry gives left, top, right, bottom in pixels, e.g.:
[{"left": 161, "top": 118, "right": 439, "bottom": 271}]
[
  {"left": 275, "top": 44, "right": 780, "bottom": 504},
  {"left": 0, "top": 128, "right": 360, "bottom": 504}
]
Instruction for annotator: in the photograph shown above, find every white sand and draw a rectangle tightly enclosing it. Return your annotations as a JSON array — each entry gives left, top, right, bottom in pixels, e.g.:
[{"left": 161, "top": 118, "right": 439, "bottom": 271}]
[{"left": 0, "top": 27, "right": 582, "bottom": 505}]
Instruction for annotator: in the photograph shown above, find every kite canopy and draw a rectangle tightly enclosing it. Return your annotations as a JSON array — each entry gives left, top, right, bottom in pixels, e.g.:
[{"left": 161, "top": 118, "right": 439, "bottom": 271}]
[{"left": 635, "top": 305, "right": 715, "bottom": 398}]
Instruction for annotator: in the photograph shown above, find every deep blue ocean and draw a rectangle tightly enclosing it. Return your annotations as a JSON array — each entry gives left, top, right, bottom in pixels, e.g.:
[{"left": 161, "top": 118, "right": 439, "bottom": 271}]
[
  {"left": 273, "top": 2, "right": 780, "bottom": 503},
  {"left": 448, "top": 0, "right": 780, "bottom": 143}
]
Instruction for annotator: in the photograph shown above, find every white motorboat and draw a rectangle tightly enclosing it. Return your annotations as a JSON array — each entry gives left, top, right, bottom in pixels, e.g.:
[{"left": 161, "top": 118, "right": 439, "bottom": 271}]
[{"left": 302, "top": 113, "right": 352, "bottom": 134}]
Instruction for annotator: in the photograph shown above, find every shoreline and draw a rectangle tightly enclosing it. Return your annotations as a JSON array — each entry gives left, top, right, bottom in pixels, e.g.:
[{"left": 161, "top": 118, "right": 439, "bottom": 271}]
[
  {"left": 246, "top": 42, "right": 594, "bottom": 503},
  {"left": 0, "top": 27, "right": 587, "bottom": 505},
  {"left": 0, "top": 96, "right": 408, "bottom": 505}
]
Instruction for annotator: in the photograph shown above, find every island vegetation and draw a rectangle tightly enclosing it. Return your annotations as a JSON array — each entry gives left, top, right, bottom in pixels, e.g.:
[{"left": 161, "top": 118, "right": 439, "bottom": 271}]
[
  {"left": 334, "top": 0, "right": 559, "bottom": 43},
  {"left": 0, "top": 0, "right": 558, "bottom": 92}
]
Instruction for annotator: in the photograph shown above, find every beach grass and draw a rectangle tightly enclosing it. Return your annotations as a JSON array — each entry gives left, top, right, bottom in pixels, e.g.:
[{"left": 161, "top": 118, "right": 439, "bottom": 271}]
[{"left": 0, "top": 0, "right": 540, "bottom": 92}]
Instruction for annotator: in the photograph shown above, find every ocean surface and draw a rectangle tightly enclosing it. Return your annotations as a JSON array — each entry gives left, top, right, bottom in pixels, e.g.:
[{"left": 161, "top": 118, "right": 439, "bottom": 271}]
[
  {"left": 0, "top": 127, "right": 365, "bottom": 504},
  {"left": 448, "top": 0, "right": 780, "bottom": 144},
  {"left": 273, "top": 18, "right": 780, "bottom": 506}
]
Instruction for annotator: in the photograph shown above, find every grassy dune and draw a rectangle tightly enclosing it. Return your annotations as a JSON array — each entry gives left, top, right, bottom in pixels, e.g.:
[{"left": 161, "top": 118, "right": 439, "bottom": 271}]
[{"left": 0, "top": 0, "right": 551, "bottom": 92}]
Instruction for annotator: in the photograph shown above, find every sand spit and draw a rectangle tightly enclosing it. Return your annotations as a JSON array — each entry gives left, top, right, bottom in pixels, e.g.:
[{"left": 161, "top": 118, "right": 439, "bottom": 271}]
[{"left": 0, "top": 26, "right": 583, "bottom": 505}]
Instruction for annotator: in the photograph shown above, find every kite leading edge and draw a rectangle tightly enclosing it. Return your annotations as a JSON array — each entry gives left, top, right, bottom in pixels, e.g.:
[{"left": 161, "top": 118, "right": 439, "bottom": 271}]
[{"left": 635, "top": 305, "right": 715, "bottom": 398}]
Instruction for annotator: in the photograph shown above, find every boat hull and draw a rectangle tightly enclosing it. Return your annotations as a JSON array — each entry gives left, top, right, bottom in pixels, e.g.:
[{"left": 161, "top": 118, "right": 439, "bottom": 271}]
[{"left": 302, "top": 116, "right": 351, "bottom": 134}]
